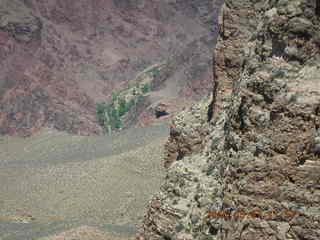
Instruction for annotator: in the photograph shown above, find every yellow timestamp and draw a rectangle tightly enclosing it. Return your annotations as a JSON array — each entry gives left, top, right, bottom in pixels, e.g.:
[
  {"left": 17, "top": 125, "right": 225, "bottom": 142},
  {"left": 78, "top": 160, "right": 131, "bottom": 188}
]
[{"left": 206, "top": 209, "right": 300, "bottom": 220}]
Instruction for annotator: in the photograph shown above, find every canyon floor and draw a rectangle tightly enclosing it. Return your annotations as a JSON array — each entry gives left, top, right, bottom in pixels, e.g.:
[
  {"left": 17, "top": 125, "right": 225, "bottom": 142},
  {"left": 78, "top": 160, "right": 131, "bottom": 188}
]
[{"left": 0, "top": 124, "right": 169, "bottom": 240}]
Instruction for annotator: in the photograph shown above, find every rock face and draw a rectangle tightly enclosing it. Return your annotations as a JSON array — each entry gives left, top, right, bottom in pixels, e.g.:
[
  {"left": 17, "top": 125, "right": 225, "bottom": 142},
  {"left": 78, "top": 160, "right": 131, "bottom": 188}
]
[
  {"left": 0, "top": 0, "right": 216, "bottom": 136},
  {"left": 140, "top": 0, "right": 320, "bottom": 239}
]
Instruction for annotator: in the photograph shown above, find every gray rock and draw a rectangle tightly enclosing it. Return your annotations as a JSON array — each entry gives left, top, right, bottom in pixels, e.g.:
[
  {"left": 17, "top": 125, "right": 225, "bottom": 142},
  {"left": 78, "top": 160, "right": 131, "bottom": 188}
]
[
  {"left": 191, "top": 215, "right": 200, "bottom": 224},
  {"left": 289, "top": 17, "right": 313, "bottom": 35}
]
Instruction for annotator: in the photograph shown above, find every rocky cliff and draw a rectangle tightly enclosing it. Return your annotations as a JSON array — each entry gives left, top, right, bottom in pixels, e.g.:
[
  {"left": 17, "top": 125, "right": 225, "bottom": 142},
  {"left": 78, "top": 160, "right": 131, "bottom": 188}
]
[
  {"left": 0, "top": 0, "right": 215, "bottom": 136},
  {"left": 140, "top": 0, "right": 320, "bottom": 239}
]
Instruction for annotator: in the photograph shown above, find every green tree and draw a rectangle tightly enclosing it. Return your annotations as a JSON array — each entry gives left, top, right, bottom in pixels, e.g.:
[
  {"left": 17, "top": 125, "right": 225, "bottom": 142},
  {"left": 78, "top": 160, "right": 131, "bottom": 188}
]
[
  {"left": 114, "top": 119, "right": 122, "bottom": 129},
  {"left": 96, "top": 103, "right": 107, "bottom": 126},
  {"left": 142, "top": 83, "right": 151, "bottom": 93},
  {"left": 112, "top": 92, "right": 118, "bottom": 102},
  {"left": 118, "top": 98, "right": 128, "bottom": 117}
]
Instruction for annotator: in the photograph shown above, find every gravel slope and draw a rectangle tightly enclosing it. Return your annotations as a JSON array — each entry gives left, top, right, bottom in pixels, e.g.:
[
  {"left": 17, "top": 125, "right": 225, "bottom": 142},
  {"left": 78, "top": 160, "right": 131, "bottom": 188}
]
[{"left": 0, "top": 124, "right": 169, "bottom": 239}]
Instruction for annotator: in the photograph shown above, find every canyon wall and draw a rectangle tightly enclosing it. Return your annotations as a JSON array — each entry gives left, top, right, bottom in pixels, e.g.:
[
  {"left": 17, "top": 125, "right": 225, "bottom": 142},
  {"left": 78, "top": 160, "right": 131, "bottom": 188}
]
[
  {"left": 0, "top": 0, "right": 215, "bottom": 136},
  {"left": 140, "top": 0, "right": 320, "bottom": 239}
]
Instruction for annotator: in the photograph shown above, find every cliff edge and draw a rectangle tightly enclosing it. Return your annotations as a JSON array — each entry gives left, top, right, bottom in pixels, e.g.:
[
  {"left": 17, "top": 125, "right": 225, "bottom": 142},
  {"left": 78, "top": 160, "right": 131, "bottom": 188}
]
[{"left": 140, "top": 0, "right": 320, "bottom": 239}]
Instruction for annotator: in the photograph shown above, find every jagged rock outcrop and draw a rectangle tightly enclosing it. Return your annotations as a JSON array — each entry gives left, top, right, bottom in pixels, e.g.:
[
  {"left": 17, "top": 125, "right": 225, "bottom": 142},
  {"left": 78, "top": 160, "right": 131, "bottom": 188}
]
[
  {"left": 163, "top": 100, "right": 210, "bottom": 168},
  {"left": 140, "top": 0, "right": 320, "bottom": 239}
]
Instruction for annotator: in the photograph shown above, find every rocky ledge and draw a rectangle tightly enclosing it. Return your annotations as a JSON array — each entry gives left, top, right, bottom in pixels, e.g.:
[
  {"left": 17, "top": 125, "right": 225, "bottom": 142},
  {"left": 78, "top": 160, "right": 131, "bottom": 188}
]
[{"left": 139, "top": 0, "right": 320, "bottom": 239}]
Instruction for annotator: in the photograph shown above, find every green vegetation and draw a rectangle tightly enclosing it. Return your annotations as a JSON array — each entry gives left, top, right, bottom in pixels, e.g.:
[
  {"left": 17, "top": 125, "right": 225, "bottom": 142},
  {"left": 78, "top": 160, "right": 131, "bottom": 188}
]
[
  {"left": 118, "top": 98, "right": 128, "bottom": 117},
  {"left": 96, "top": 63, "right": 162, "bottom": 133},
  {"left": 146, "top": 67, "right": 161, "bottom": 78},
  {"left": 142, "top": 83, "right": 151, "bottom": 93},
  {"left": 96, "top": 97, "right": 133, "bottom": 133},
  {"left": 96, "top": 82, "right": 151, "bottom": 134},
  {"left": 112, "top": 92, "right": 119, "bottom": 102},
  {"left": 96, "top": 102, "right": 123, "bottom": 133}
]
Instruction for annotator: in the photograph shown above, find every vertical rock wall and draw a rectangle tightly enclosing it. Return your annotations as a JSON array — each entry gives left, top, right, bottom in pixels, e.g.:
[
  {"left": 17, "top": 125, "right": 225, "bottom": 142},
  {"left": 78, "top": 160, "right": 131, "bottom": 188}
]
[
  {"left": 219, "top": 1, "right": 320, "bottom": 239},
  {"left": 140, "top": 0, "right": 320, "bottom": 239}
]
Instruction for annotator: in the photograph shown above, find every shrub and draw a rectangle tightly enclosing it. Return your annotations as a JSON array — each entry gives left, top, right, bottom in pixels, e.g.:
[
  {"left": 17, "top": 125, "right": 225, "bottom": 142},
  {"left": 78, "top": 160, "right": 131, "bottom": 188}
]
[
  {"left": 96, "top": 103, "right": 107, "bottom": 126},
  {"left": 118, "top": 98, "right": 128, "bottom": 117},
  {"left": 128, "top": 99, "right": 135, "bottom": 108},
  {"left": 146, "top": 67, "right": 161, "bottom": 77},
  {"left": 142, "top": 83, "right": 151, "bottom": 93},
  {"left": 112, "top": 92, "right": 119, "bottom": 101},
  {"left": 114, "top": 118, "right": 122, "bottom": 129}
]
